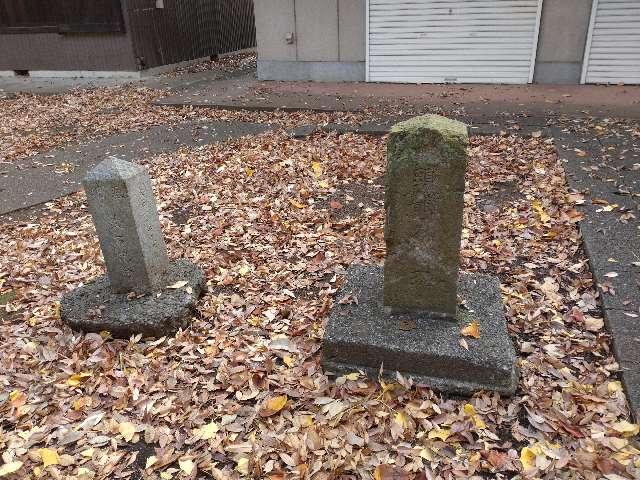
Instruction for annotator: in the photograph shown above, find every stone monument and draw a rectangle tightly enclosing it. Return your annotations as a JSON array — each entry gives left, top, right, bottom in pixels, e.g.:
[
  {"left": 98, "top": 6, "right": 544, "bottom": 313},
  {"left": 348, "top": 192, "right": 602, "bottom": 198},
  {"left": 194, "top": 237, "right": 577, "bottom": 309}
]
[
  {"left": 61, "top": 157, "right": 204, "bottom": 338},
  {"left": 322, "top": 115, "right": 518, "bottom": 394}
]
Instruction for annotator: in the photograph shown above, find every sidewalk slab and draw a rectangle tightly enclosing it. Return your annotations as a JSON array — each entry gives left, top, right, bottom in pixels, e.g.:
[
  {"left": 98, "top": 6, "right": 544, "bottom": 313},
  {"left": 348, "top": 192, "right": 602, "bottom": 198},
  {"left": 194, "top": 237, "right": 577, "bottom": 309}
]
[
  {"left": 155, "top": 72, "right": 640, "bottom": 119},
  {"left": 0, "top": 121, "right": 271, "bottom": 217},
  {"left": 555, "top": 125, "right": 640, "bottom": 420}
]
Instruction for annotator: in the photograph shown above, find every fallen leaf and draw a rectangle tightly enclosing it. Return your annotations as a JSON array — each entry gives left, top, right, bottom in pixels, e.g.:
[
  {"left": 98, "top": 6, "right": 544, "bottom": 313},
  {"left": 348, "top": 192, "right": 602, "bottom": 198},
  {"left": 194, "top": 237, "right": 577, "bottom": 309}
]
[
  {"left": 259, "top": 395, "right": 288, "bottom": 417},
  {"left": 166, "top": 280, "right": 188, "bottom": 289},
  {"left": 612, "top": 421, "right": 639, "bottom": 437},
  {"left": 311, "top": 161, "right": 322, "bottom": 177},
  {"left": 520, "top": 446, "right": 536, "bottom": 470},
  {"left": 373, "top": 464, "right": 409, "bottom": 480},
  {"left": 179, "top": 458, "right": 194, "bottom": 475},
  {"left": 393, "top": 411, "right": 409, "bottom": 429},
  {"left": 39, "top": 448, "right": 59, "bottom": 468},
  {"left": 604, "top": 272, "right": 619, "bottom": 278},
  {"left": 584, "top": 316, "right": 604, "bottom": 332},
  {"left": 194, "top": 421, "right": 219, "bottom": 440},
  {"left": 236, "top": 457, "right": 249, "bottom": 475},
  {"left": 0, "top": 462, "right": 23, "bottom": 477},
  {"left": 427, "top": 427, "right": 451, "bottom": 441},
  {"left": 66, "top": 371, "right": 92, "bottom": 386},
  {"left": 118, "top": 422, "right": 136, "bottom": 442},
  {"left": 461, "top": 321, "right": 480, "bottom": 339}
]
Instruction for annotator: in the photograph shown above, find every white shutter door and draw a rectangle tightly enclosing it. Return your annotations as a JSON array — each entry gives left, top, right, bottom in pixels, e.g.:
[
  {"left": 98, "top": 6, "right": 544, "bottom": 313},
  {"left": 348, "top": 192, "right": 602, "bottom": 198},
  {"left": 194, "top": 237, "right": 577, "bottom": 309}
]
[
  {"left": 367, "top": 0, "right": 543, "bottom": 84},
  {"left": 582, "top": 0, "right": 640, "bottom": 85}
]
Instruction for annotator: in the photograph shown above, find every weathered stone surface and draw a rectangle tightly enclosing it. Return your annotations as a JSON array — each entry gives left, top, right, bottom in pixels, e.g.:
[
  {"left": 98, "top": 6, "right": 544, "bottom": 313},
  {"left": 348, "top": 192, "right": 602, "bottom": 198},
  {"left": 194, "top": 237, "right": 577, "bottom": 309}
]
[
  {"left": 83, "top": 157, "right": 169, "bottom": 294},
  {"left": 61, "top": 259, "right": 204, "bottom": 338},
  {"left": 322, "top": 265, "right": 518, "bottom": 395},
  {"left": 383, "top": 115, "right": 469, "bottom": 316}
]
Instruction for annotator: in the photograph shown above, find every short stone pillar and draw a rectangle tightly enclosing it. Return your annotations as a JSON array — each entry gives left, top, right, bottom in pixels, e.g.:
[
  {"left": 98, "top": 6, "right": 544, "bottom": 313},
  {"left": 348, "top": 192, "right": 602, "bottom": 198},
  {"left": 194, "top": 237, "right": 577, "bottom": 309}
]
[
  {"left": 322, "top": 115, "right": 518, "bottom": 395},
  {"left": 61, "top": 157, "right": 204, "bottom": 338},
  {"left": 83, "top": 157, "right": 170, "bottom": 294},
  {"left": 383, "top": 116, "right": 467, "bottom": 316}
]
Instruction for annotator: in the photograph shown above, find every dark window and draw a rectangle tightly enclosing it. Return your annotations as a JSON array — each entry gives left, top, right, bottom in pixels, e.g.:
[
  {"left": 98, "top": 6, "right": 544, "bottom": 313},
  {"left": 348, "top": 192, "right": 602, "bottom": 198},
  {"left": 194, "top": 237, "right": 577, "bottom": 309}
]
[{"left": 0, "top": 0, "right": 125, "bottom": 34}]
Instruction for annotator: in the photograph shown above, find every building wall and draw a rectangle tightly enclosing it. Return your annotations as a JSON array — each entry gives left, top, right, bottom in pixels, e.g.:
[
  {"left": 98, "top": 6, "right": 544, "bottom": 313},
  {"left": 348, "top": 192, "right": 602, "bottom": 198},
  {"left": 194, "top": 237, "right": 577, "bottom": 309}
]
[
  {"left": 254, "top": 0, "right": 365, "bottom": 81},
  {"left": 255, "top": 0, "right": 598, "bottom": 84},
  {"left": 0, "top": 0, "right": 256, "bottom": 74},
  {"left": 0, "top": 0, "right": 137, "bottom": 73},
  {"left": 0, "top": 29, "right": 137, "bottom": 72},
  {"left": 534, "top": 0, "right": 593, "bottom": 83}
]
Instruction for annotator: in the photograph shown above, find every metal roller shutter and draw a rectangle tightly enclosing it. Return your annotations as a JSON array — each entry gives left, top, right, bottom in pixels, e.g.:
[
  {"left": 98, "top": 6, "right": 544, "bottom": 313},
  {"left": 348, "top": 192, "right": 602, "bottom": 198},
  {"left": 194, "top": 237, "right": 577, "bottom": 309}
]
[
  {"left": 366, "top": 0, "right": 544, "bottom": 84},
  {"left": 582, "top": 0, "right": 640, "bottom": 85}
]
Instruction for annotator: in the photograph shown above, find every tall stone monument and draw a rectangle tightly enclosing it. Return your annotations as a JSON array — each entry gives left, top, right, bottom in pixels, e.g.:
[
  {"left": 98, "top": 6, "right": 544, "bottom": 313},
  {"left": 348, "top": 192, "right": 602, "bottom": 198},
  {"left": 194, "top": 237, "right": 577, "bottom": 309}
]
[
  {"left": 61, "top": 157, "right": 204, "bottom": 338},
  {"left": 322, "top": 115, "right": 518, "bottom": 394}
]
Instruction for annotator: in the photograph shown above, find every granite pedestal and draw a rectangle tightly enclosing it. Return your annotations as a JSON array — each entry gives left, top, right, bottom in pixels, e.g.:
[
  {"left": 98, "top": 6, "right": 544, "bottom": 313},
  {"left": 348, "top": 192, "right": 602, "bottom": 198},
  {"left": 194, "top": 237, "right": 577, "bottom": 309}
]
[{"left": 322, "top": 265, "right": 518, "bottom": 395}]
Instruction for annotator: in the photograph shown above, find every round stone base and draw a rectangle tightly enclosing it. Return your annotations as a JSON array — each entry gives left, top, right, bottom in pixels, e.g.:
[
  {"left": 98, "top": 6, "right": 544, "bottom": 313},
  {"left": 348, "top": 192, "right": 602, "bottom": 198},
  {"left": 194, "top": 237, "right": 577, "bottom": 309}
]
[{"left": 61, "top": 259, "right": 204, "bottom": 338}]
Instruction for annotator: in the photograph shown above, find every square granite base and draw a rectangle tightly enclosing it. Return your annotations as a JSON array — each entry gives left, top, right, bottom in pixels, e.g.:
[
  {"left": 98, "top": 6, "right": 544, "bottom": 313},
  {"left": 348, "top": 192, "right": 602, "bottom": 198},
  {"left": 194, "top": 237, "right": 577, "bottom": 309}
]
[{"left": 322, "top": 265, "right": 519, "bottom": 395}]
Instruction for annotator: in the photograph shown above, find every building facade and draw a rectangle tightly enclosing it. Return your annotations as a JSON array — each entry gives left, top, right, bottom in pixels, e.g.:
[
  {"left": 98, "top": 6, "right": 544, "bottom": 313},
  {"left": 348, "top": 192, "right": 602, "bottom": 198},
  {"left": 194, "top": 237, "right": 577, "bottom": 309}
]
[
  {"left": 254, "top": 0, "right": 640, "bottom": 84},
  {"left": 0, "top": 0, "right": 255, "bottom": 77}
]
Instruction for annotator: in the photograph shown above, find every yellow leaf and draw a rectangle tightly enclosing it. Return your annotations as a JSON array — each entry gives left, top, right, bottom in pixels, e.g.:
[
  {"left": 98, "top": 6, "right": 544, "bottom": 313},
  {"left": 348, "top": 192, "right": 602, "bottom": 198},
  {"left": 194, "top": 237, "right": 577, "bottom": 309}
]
[
  {"left": 246, "top": 167, "right": 254, "bottom": 177},
  {"left": 0, "top": 462, "right": 23, "bottom": 477},
  {"left": 80, "top": 448, "right": 94, "bottom": 458},
  {"left": 474, "top": 416, "right": 486, "bottom": 429},
  {"left": 236, "top": 457, "right": 249, "bottom": 475},
  {"left": 39, "top": 448, "right": 60, "bottom": 468},
  {"left": 289, "top": 199, "right": 304, "bottom": 209},
  {"left": 260, "top": 395, "right": 288, "bottom": 417},
  {"left": 612, "top": 420, "right": 640, "bottom": 437},
  {"left": 427, "top": 427, "right": 451, "bottom": 441},
  {"left": 345, "top": 372, "right": 360, "bottom": 381},
  {"left": 298, "top": 414, "right": 314, "bottom": 427},
  {"left": 461, "top": 321, "right": 480, "bottom": 339},
  {"left": 283, "top": 355, "right": 296, "bottom": 367},
  {"left": 66, "top": 371, "right": 92, "bottom": 387},
  {"left": 394, "top": 411, "right": 409, "bottom": 429},
  {"left": 118, "top": 422, "right": 136, "bottom": 442},
  {"left": 520, "top": 447, "right": 536, "bottom": 470},
  {"left": 77, "top": 467, "right": 94, "bottom": 478},
  {"left": 73, "top": 396, "right": 92, "bottom": 411},
  {"left": 463, "top": 404, "right": 477, "bottom": 416},
  {"left": 178, "top": 458, "right": 194, "bottom": 475},
  {"left": 311, "top": 162, "right": 322, "bottom": 177},
  {"left": 238, "top": 265, "right": 250, "bottom": 276},
  {"left": 160, "top": 471, "right": 173, "bottom": 480},
  {"left": 372, "top": 465, "right": 384, "bottom": 480},
  {"left": 194, "top": 422, "right": 219, "bottom": 440},
  {"left": 145, "top": 456, "right": 158, "bottom": 469},
  {"left": 463, "top": 404, "right": 487, "bottom": 429},
  {"left": 608, "top": 381, "right": 623, "bottom": 393},
  {"left": 318, "top": 180, "right": 329, "bottom": 189},
  {"left": 532, "top": 200, "right": 551, "bottom": 223}
]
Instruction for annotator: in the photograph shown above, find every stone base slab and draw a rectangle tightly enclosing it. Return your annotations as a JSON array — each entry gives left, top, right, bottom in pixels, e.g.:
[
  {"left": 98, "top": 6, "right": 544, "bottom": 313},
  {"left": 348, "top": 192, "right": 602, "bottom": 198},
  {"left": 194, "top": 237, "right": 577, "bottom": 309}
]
[
  {"left": 61, "top": 259, "right": 204, "bottom": 338},
  {"left": 322, "top": 265, "right": 519, "bottom": 395}
]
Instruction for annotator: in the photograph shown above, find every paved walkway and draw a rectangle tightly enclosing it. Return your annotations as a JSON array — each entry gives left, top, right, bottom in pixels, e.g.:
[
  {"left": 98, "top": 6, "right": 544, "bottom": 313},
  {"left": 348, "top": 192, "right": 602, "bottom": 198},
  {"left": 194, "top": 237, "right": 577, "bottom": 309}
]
[
  {"left": 0, "top": 121, "right": 271, "bottom": 217},
  {"left": 155, "top": 72, "right": 640, "bottom": 119}
]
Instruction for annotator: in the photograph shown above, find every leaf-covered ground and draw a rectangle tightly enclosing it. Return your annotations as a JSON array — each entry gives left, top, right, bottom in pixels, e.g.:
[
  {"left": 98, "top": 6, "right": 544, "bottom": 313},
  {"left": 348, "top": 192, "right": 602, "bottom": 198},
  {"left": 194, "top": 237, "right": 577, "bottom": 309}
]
[{"left": 2, "top": 127, "right": 639, "bottom": 479}]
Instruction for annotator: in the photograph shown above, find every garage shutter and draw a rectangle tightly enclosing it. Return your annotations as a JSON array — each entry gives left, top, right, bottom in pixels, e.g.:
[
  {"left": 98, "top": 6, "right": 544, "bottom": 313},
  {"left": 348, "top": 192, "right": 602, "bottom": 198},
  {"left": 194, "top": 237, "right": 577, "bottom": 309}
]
[
  {"left": 582, "top": 0, "right": 640, "bottom": 85},
  {"left": 367, "top": 0, "right": 543, "bottom": 84}
]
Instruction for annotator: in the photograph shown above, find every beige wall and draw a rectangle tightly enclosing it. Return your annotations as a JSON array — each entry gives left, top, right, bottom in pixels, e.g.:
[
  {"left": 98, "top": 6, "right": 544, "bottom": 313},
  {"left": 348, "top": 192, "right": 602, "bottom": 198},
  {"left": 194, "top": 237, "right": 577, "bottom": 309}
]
[
  {"left": 534, "top": 0, "right": 593, "bottom": 83},
  {"left": 253, "top": 0, "right": 365, "bottom": 62}
]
